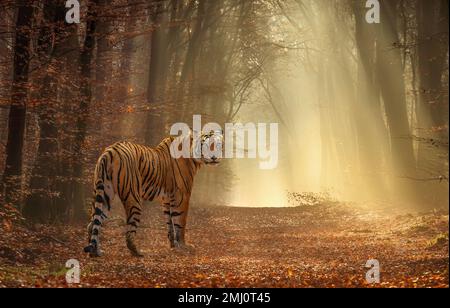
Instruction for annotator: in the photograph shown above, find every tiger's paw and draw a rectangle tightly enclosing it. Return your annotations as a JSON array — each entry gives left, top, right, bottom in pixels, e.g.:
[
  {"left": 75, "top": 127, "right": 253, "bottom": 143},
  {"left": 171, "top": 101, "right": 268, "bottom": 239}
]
[
  {"left": 130, "top": 249, "right": 144, "bottom": 258},
  {"left": 126, "top": 239, "right": 144, "bottom": 257},
  {"left": 173, "top": 242, "right": 196, "bottom": 254},
  {"left": 84, "top": 245, "right": 103, "bottom": 257}
]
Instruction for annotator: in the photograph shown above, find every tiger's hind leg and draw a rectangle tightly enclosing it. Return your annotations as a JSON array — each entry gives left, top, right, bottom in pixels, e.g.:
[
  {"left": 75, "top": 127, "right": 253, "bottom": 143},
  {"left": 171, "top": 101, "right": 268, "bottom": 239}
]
[
  {"left": 124, "top": 199, "right": 144, "bottom": 257},
  {"left": 84, "top": 181, "right": 113, "bottom": 257}
]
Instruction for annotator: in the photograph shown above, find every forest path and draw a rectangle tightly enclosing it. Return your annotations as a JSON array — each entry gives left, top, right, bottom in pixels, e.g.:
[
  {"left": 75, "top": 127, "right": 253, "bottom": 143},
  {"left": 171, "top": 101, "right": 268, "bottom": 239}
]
[{"left": 0, "top": 203, "right": 448, "bottom": 288}]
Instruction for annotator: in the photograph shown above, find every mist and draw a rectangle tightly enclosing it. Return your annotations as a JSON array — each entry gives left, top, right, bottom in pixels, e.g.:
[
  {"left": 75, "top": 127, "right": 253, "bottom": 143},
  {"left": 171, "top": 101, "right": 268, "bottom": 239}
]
[
  {"left": 191, "top": 0, "right": 449, "bottom": 209},
  {"left": 0, "top": 0, "right": 448, "bottom": 289},
  {"left": 0, "top": 0, "right": 448, "bottom": 218}
]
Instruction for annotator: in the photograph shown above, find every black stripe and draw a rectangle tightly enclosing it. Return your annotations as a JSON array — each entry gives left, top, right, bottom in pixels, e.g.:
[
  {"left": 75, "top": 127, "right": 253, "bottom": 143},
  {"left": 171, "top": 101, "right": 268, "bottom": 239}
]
[
  {"left": 130, "top": 205, "right": 141, "bottom": 213},
  {"left": 124, "top": 187, "right": 131, "bottom": 202},
  {"left": 127, "top": 212, "right": 140, "bottom": 223},
  {"left": 117, "top": 159, "right": 123, "bottom": 195},
  {"left": 120, "top": 167, "right": 129, "bottom": 200},
  {"left": 128, "top": 221, "right": 138, "bottom": 228},
  {"left": 176, "top": 193, "right": 184, "bottom": 208},
  {"left": 142, "top": 163, "right": 153, "bottom": 186},
  {"left": 106, "top": 150, "right": 113, "bottom": 180},
  {"left": 174, "top": 159, "right": 190, "bottom": 192},
  {"left": 104, "top": 193, "right": 111, "bottom": 211}
]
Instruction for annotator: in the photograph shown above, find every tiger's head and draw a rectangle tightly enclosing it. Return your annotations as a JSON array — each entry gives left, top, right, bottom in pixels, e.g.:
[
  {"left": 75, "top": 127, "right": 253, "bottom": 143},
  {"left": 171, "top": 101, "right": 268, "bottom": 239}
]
[{"left": 192, "top": 130, "right": 224, "bottom": 166}]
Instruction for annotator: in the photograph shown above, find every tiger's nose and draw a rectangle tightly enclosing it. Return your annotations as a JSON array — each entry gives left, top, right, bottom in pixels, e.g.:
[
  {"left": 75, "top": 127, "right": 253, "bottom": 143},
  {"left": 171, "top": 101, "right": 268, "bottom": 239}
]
[{"left": 211, "top": 156, "right": 217, "bottom": 161}]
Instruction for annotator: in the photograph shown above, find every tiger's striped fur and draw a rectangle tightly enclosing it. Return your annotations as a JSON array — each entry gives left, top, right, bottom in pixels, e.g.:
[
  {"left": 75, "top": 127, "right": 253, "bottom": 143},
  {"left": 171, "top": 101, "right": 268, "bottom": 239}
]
[{"left": 83, "top": 135, "right": 217, "bottom": 257}]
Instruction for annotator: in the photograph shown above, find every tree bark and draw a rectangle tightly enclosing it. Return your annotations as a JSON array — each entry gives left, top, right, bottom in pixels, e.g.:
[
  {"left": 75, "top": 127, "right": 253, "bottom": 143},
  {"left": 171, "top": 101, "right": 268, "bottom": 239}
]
[
  {"left": 54, "top": 18, "right": 81, "bottom": 220},
  {"left": 416, "top": 0, "right": 449, "bottom": 165},
  {"left": 145, "top": 0, "right": 168, "bottom": 145},
  {"left": 95, "top": 0, "right": 112, "bottom": 106},
  {"left": 376, "top": 0, "right": 416, "bottom": 177},
  {"left": 352, "top": 1, "right": 388, "bottom": 195},
  {"left": 22, "top": 1, "right": 75, "bottom": 221},
  {"left": 71, "top": 0, "right": 99, "bottom": 220},
  {"left": 1, "top": 1, "right": 34, "bottom": 207}
]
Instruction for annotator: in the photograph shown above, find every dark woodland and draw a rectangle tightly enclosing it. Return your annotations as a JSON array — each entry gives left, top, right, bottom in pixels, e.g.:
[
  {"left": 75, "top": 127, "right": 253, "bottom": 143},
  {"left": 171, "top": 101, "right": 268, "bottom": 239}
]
[{"left": 0, "top": 0, "right": 448, "bottom": 288}]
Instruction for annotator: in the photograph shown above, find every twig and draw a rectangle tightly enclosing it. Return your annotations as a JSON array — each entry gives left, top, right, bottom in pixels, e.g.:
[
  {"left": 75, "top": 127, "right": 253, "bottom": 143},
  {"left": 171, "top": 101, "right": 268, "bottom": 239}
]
[
  {"left": 398, "top": 175, "right": 449, "bottom": 183},
  {"left": 39, "top": 235, "right": 67, "bottom": 245}
]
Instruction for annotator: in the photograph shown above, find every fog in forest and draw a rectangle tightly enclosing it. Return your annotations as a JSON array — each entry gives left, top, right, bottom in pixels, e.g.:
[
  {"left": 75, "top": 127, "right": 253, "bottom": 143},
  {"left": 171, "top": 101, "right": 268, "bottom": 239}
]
[
  {"left": 182, "top": 0, "right": 449, "bottom": 209},
  {"left": 0, "top": 0, "right": 449, "bottom": 289},
  {"left": 0, "top": 0, "right": 448, "bottom": 222}
]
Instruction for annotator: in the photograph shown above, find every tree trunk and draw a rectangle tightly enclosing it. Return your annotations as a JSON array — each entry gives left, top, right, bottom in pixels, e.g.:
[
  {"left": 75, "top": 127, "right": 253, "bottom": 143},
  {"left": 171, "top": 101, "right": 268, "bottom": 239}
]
[
  {"left": 376, "top": 0, "right": 416, "bottom": 177},
  {"left": 71, "top": 0, "right": 99, "bottom": 220},
  {"left": 22, "top": 1, "right": 73, "bottom": 221},
  {"left": 352, "top": 1, "right": 388, "bottom": 196},
  {"left": 416, "top": 0, "right": 449, "bottom": 165},
  {"left": 116, "top": 3, "right": 138, "bottom": 104},
  {"left": 95, "top": 0, "right": 112, "bottom": 106},
  {"left": 1, "top": 1, "right": 34, "bottom": 207},
  {"left": 145, "top": 0, "right": 168, "bottom": 145}
]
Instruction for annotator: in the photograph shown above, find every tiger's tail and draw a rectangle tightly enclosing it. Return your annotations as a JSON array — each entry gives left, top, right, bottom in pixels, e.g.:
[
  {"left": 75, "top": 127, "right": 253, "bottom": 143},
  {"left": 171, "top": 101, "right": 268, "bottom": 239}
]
[{"left": 84, "top": 151, "right": 113, "bottom": 257}]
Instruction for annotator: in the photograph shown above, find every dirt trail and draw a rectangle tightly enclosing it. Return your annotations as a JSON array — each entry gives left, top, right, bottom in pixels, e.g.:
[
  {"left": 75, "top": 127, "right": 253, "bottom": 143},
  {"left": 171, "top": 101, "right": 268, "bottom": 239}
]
[{"left": 0, "top": 203, "right": 448, "bottom": 288}]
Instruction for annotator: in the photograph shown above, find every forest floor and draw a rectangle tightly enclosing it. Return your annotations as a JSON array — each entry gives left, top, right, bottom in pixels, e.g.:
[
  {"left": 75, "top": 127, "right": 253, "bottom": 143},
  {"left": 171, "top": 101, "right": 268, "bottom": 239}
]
[{"left": 0, "top": 202, "right": 448, "bottom": 288}]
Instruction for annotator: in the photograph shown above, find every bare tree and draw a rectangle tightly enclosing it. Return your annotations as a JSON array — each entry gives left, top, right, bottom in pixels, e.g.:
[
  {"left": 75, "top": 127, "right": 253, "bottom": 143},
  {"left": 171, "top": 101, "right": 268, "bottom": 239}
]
[{"left": 1, "top": 0, "right": 34, "bottom": 206}]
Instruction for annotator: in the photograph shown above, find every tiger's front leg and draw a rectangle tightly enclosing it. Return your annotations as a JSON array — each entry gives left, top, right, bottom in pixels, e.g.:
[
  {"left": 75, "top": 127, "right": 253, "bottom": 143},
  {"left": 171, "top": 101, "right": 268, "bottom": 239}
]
[
  {"left": 169, "top": 195, "right": 194, "bottom": 252},
  {"left": 162, "top": 201, "right": 175, "bottom": 248}
]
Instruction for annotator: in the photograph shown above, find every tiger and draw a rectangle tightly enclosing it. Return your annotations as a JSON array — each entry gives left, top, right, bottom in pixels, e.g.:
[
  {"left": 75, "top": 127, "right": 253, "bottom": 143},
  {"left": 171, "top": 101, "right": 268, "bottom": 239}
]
[{"left": 83, "top": 130, "right": 223, "bottom": 257}]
